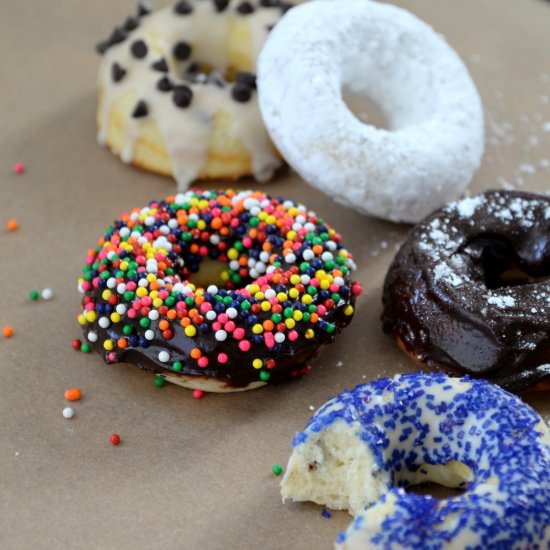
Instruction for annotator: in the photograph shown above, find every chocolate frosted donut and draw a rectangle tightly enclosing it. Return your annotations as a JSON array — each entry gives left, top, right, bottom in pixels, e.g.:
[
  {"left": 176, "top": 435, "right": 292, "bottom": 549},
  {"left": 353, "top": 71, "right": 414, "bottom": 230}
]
[
  {"left": 78, "top": 189, "right": 361, "bottom": 392},
  {"left": 382, "top": 190, "right": 550, "bottom": 391}
]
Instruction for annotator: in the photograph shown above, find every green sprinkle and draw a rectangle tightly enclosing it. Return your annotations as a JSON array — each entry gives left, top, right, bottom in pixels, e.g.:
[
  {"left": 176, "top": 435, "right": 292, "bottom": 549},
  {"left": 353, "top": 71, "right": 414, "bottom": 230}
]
[
  {"left": 122, "top": 325, "right": 133, "bottom": 336},
  {"left": 272, "top": 464, "right": 283, "bottom": 476},
  {"left": 172, "top": 361, "right": 183, "bottom": 372},
  {"left": 80, "top": 342, "right": 91, "bottom": 353},
  {"left": 259, "top": 370, "right": 271, "bottom": 382},
  {"left": 139, "top": 318, "right": 150, "bottom": 329},
  {"left": 29, "top": 290, "right": 40, "bottom": 301},
  {"left": 154, "top": 375, "right": 165, "bottom": 388}
]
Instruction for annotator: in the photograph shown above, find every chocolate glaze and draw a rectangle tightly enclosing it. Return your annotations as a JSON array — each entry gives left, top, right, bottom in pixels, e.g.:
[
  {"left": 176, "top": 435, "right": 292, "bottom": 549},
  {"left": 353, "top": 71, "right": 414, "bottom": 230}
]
[
  {"left": 382, "top": 190, "right": 550, "bottom": 391},
  {"left": 80, "top": 192, "right": 358, "bottom": 389}
]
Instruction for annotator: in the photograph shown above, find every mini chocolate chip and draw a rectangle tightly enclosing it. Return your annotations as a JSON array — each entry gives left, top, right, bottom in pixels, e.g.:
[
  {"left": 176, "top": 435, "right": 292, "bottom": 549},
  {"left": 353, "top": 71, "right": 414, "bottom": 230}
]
[
  {"left": 111, "top": 62, "right": 127, "bottom": 83},
  {"left": 231, "top": 83, "right": 252, "bottom": 102},
  {"left": 137, "top": 1, "right": 151, "bottom": 17},
  {"left": 109, "top": 27, "right": 127, "bottom": 46},
  {"left": 131, "top": 39, "right": 148, "bottom": 59},
  {"left": 157, "top": 76, "right": 174, "bottom": 92},
  {"left": 96, "top": 40, "right": 109, "bottom": 55},
  {"left": 124, "top": 16, "right": 139, "bottom": 32},
  {"left": 186, "top": 62, "right": 201, "bottom": 75},
  {"left": 174, "top": 1, "right": 193, "bottom": 15},
  {"left": 151, "top": 58, "right": 169, "bottom": 73},
  {"left": 132, "top": 100, "right": 149, "bottom": 118},
  {"left": 265, "top": 24, "right": 275, "bottom": 32},
  {"left": 173, "top": 41, "right": 192, "bottom": 61},
  {"left": 213, "top": 0, "right": 230, "bottom": 11},
  {"left": 235, "top": 71, "right": 256, "bottom": 89},
  {"left": 260, "top": 0, "right": 280, "bottom": 7},
  {"left": 236, "top": 1, "right": 255, "bottom": 14},
  {"left": 173, "top": 85, "right": 194, "bottom": 108}
]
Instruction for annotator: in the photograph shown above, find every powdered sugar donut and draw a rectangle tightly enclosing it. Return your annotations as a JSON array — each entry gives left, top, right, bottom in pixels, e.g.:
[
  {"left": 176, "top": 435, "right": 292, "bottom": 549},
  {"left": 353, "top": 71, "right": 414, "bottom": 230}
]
[{"left": 257, "top": 0, "right": 484, "bottom": 223}]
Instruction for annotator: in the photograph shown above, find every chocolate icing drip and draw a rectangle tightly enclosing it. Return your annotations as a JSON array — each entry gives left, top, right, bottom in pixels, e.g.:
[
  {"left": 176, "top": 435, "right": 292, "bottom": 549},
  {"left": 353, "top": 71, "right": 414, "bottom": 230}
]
[{"left": 382, "top": 190, "right": 550, "bottom": 391}]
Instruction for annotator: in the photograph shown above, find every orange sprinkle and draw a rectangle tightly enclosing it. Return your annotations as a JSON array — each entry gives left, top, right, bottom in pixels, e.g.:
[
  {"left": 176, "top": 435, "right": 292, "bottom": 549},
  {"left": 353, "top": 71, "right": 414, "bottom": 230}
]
[
  {"left": 190, "top": 347, "right": 202, "bottom": 359},
  {"left": 64, "top": 388, "right": 82, "bottom": 401},
  {"left": 2, "top": 325, "right": 14, "bottom": 338},
  {"left": 158, "top": 320, "right": 169, "bottom": 331},
  {"left": 6, "top": 219, "right": 18, "bottom": 231},
  {"left": 117, "top": 338, "right": 128, "bottom": 349}
]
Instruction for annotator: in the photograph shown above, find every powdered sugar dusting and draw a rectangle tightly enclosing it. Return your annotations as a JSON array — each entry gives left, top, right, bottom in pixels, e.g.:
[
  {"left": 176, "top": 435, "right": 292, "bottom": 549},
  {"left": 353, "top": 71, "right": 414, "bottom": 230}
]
[{"left": 487, "top": 295, "right": 516, "bottom": 308}]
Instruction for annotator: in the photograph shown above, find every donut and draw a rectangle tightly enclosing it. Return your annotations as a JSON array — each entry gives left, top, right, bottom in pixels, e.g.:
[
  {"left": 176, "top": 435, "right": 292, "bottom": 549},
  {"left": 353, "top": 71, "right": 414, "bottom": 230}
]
[
  {"left": 281, "top": 372, "right": 550, "bottom": 548},
  {"left": 77, "top": 189, "right": 362, "bottom": 392},
  {"left": 382, "top": 190, "right": 550, "bottom": 392},
  {"left": 95, "top": 0, "right": 288, "bottom": 188},
  {"left": 257, "top": 0, "right": 484, "bottom": 223}
]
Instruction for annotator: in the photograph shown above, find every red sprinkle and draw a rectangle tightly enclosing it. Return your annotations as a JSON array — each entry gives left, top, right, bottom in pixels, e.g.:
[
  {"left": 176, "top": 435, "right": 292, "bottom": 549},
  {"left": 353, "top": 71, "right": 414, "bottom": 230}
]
[
  {"left": 13, "top": 162, "right": 25, "bottom": 174},
  {"left": 110, "top": 433, "right": 121, "bottom": 446},
  {"left": 192, "top": 389, "right": 204, "bottom": 399},
  {"left": 71, "top": 338, "right": 82, "bottom": 350}
]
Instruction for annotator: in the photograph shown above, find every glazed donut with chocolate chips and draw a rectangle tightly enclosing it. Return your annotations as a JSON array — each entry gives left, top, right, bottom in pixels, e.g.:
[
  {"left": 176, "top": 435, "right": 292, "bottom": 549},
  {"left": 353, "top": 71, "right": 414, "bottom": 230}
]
[
  {"left": 95, "top": 0, "right": 291, "bottom": 187},
  {"left": 78, "top": 189, "right": 362, "bottom": 393},
  {"left": 382, "top": 190, "right": 550, "bottom": 391}
]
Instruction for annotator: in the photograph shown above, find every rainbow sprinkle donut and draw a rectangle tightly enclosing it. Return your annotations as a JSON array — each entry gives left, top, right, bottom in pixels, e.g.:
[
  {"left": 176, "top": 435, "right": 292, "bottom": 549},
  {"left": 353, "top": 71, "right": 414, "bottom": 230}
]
[
  {"left": 281, "top": 372, "right": 550, "bottom": 549},
  {"left": 78, "top": 189, "right": 361, "bottom": 392}
]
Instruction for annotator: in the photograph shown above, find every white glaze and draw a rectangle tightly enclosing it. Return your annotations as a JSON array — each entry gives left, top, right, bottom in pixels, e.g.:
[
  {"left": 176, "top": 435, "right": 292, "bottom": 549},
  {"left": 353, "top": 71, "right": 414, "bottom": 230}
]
[
  {"left": 98, "top": 0, "right": 282, "bottom": 188},
  {"left": 258, "top": 0, "right": 485, "bottom": 223}
]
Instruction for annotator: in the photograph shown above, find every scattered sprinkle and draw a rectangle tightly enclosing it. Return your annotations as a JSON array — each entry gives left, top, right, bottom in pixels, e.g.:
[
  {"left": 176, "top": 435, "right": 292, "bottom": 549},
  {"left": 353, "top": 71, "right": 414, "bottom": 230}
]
[
  {"left": 13, "top": 162, "right": 25, "bottom": 174},
  {"left": 80, "top": 342, "right": 91, "bottom": 353},
  {"left": 272, "top": 464, "right": 283, "bottom": 476},
  {"left": 6, "top": 219, "right": 18, "bottom": 232},
  {"left": 3, "top": 325, "right": 14, "bottom": 338},
  {"left": 41, "top": 288, "right": 53, "bottom": 300},
  {"left": 308, "top": 405, "right": 316, "bottom": 411},
  {"left": 71, "top": 339, "right": 82, "bottom": 350},
  {"left": 192, "top": 388, "right": 204, "bottom": 399},
  {"left": 110, "top": 433, "right": 121, "bottom": 446},
  {"left": 64, "top": 388, "right": 82, "bottom": 401},
  {"left": 29, "top": 290, "right": 40, "bottom": 301},
  {"left": 154, "top": 375, "right": 165, "bottom": 388},
  {"left": 62, "top": 407, "right": 75, "bottom": 419},
  {"left": 321, "top": 509, "right": 332, "bottom": 519}
]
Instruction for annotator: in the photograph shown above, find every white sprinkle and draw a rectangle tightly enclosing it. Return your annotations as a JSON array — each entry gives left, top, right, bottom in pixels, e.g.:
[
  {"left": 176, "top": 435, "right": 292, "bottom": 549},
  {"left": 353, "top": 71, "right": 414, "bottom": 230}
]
[
  {"left": 62, "top": 407, "right": 75, "bottom": 419},
  {"left": 87, "top": 331, "right": 98, "bottom": 343},
  {"left": 98, "top": 317, "right": 110, "bottom": 329},
  {"left": 264, "top": 289, "right": 276, "bottom": 300},
  {"left": 41, "top": 288, "right": 53, "bottom": 300},
  {"left": 455, "top": 196, "right": 484, "bottom": 218},
  {"left": 215, "top": 330, "right": 227, "bottom": 342},
  {"left": 206, "top": 310, "right": 217, "bottom": 321},
  {"left": 148, "top": 310, "right": 159, "bottom": 321},
  {"left": 158, "top": 351, "right": 170, "bottom": 363},
  {"left": 116, "top": 304, "right": 127, "bottom": 315},
  {"left": 336, "top": 361, "right": 344, "bottom": 368},
  {"left": 207, "top": 285, "right": 218, "bottom": 295},
  {"left": 285, "top": 253, "right": 296, "bottom": 264},
  {"left": 274, "top": 332, "right": 286, "bottom": 343},
  {"left": 226, "top": 307, "right": 238, "bottom": 319},
  {"left": 308, "top": 405, "right": 316, "bottom": 411},
  {"left": 144, "top": 330, "right": 155, "bottom": 340}
]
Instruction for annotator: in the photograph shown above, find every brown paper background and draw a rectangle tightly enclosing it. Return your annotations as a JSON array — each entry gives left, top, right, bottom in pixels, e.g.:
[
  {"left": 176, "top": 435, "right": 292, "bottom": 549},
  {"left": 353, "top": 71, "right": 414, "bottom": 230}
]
[{"left": 1, "top": 1, "right": 549, "bottom": 548}]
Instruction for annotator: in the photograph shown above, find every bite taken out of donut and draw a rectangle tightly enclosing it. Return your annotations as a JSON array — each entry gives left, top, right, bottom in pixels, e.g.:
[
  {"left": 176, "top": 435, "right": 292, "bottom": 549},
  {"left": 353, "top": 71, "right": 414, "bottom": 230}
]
[
  {"left": 258, "top": 0, "right": 484, "bottom": 223},
  {"left": 382, "top": 190, "right": 550, "bottom": 392},
  {"left": 95, "top": 1, "right": 290, "bottom": 189},
  {"left": 77, "top": 189, "right": 362, "bottom": 393},
  {"left": 281, "top": 372, "right": 550, "bottom": 549}
]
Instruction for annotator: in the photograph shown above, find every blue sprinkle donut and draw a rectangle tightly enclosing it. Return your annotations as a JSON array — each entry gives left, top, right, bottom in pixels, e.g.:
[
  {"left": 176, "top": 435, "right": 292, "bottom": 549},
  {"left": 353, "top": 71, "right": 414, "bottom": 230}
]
[{"left": 281, "top": 372, "right": 550, "bottom": 549}]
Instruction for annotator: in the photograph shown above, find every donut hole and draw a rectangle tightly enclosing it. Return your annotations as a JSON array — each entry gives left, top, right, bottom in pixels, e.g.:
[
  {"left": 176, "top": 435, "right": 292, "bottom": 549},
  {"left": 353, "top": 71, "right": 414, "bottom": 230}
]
[
  {"left": 464, "top": 235, "right": 550, "bottom": 289},
  {"left": 342, "top": 89, "right": 389, "bottom": 129},
  {"left": 399, "top": 461, "right": 472, "bottom": 500}
]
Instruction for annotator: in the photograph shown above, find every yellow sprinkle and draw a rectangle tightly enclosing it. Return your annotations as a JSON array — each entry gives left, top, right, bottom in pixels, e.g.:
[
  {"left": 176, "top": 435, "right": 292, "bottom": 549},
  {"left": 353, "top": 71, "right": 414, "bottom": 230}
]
[
  {"left": 254, "top": 291, "right": 265, "bottom": 301},
  {"left": 153, "top": 298, "right": 163, "bottom": 308},
  {"left": 248, "top": 284, "right": 260, "bottom": 295},
  {"left": 85, "top": 310, "right": 97, "bottom": 323},
  {"left": 119, "top": 261, "right": 129, "bottom": 271},
  {"left": 288, "top": 288, "right": 299, "bottom": 299},
  {"left": 320, "top": 280, "right": 330, "bottom": 290},
  {"left": 197, "top": 220, "right": 206, "bottom": 230},
  {"left": 285, "top": 318, "right": 296, "bottom": 329},
  {"left": 277, "top": 292, "right": 288, "bottom": 302},
  {"left": 103, "top": 339, "right": 114, "bottom": 351},
  {"left": 344, "top": 305, "right": 354, "bottom": 316},
  {"left": 305, "top": 329, "right": 315, "bottom": 339},
  {"left": 286, "top": 230, "right": 297, "bottom": 241},
  {"left": 110, "top": 312, "right": 121, "bottom": 323},
  {"left": 220, "top": 271, "right": 229, "bottom": 282},
  {"left": 293, "top": 310, "right": 303, "bottom": 321},
  {"left": 184, "top": 325, "right": 197, "bottom": 337},
  {"left": 101, "top": 289, "right": 112, "bottom": 300},
  {"left": 290, "top": 274, "right": 300, "bottom": 285},
  {"left": 78, "top": 314, "right": 87, "bottom": 325},
  {"left": 302, "top": 294, "right": 313, "bottom": 305},
  {"left": 227, "top": 248, "right": 239, "bottom": 260},
  {"left": 252, "top": 324, "right": 264, "bottom": 334},
  {"left": 136, "top": 287, "right": 148, "bottom": 298},
  {"left": 147, "top": 273, "right": 157, "bottom": 283},
  {"left": 252, "top": 358, "right": 263, "bottom": 369},
  {"left": 261, "top": 301, "right": 271, "bottom": 312}
]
